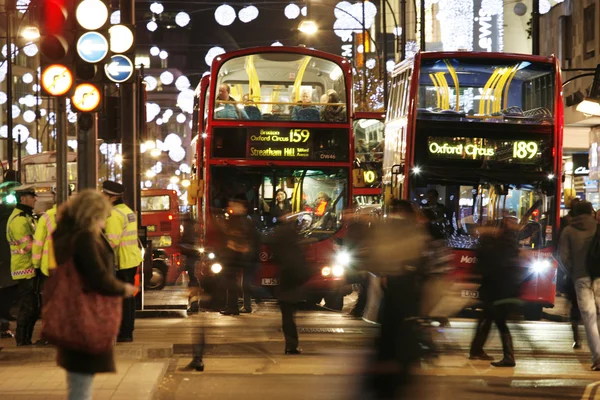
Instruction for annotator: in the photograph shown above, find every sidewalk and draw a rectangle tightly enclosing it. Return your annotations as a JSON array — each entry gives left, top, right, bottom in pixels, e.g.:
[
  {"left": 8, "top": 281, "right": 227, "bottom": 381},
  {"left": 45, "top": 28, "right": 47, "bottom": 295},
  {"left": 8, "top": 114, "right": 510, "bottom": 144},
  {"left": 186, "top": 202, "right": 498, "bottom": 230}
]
[{"left": 0, "top": 360, "right": 167, "bottom": 400}]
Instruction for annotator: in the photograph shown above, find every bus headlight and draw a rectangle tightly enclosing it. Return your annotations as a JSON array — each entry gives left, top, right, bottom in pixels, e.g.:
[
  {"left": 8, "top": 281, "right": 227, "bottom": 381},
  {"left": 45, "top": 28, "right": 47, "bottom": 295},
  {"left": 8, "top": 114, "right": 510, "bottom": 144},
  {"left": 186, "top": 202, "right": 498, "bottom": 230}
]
[
  {"left": 321, "top": 266, "right": 331, "bottom": 276},
  {"left": 332, "top": 265, "right": 345, "bottom": 277},
  {"left": 211, "top": 263, "right": 223, "bottom": 274},
  {"left": 334, "top": 250, "right": 351, "bottom": 267},
  {"left": 531, "top": 259, "right": 551, "bottom": 274}
]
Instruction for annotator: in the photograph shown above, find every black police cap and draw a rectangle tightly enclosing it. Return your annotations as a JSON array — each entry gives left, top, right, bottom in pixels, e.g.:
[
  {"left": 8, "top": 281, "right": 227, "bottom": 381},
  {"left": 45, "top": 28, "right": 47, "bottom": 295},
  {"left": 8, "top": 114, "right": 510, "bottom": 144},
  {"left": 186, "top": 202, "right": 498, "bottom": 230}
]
[{"left": 102, "top": 180, "right": 125, "bottom": 196}]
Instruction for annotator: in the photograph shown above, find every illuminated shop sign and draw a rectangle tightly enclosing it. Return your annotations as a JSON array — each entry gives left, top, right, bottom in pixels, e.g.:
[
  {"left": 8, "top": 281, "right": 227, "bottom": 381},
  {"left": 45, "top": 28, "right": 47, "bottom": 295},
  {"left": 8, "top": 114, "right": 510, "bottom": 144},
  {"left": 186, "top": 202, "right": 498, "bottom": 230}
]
[{"left": 427, "top": 136, "right": 542, "bottom": 163}]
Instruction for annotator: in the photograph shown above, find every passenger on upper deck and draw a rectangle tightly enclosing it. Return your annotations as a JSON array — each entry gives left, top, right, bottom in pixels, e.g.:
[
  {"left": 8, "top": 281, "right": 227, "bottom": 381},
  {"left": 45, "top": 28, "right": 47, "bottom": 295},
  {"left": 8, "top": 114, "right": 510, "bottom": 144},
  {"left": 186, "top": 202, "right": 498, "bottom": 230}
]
[
  {"left": 291, "top": 88, "right": 319, "bottom": 121},
  {"left": 215, "top": 84, "right": 249, "bottom": 120},
  {"left": 320, "top": 90, "right": 346, "bottom": 123}
]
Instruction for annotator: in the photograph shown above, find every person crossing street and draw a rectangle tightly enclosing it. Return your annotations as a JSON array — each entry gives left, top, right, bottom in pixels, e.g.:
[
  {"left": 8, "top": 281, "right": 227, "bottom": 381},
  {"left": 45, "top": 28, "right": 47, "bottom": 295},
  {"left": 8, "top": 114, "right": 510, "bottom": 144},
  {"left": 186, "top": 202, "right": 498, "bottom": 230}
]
[
  {"left": 7, "top": 185, "right": 39, "bottom": 346},
  {"left": 102, "top": 181, "right": 143, "bottom": 343}
]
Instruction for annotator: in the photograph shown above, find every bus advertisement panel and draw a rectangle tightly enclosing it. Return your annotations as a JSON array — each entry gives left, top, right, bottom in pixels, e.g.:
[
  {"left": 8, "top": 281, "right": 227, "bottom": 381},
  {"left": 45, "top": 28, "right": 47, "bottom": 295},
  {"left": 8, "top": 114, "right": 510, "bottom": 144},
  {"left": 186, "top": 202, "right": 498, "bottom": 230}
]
[
  {"left": 384, "top": 52, "right": 563, "bottom": 319},
  {"left": 190, "top": 47, "right": 355, "bottom": 309}
]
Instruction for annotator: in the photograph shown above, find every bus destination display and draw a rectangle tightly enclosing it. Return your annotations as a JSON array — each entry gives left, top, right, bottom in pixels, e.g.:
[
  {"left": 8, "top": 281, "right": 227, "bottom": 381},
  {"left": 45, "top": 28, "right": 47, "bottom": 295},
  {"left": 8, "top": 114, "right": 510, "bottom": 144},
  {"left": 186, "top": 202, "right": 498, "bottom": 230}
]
[
  {"left": 426, "top": 136, "right": 544, "bottom": 163},
  {"left": 210, "top": 127, "right": 348, "bottom": 161},
  {"left": 249, "top": 128, "right": 313, "bottom": 159}
]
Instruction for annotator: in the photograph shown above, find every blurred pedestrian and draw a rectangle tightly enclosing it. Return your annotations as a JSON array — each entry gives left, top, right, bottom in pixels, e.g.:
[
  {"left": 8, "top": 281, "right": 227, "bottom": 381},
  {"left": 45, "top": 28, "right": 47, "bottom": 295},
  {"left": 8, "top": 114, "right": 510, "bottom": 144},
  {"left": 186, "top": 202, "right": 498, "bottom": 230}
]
[
  {"left": 559, "top": 201, "right": 600, "bottom": 369},
  {"left": 219, "top": 196, "right": 258, "bottom": 315},
  {"left": 365, "top": 200, "right": 429, "bottom": 398},
  {"left": 52, "top": 190, "right": 136, "bottom": 400},
  {"left": 468, "top": 215, "right": 521, "bottom": 367},
  {"left": 270, "top": 213, "right": 310, "bottom": 354},
  {"left": 7, "top": 185, "right": 38, "bottom": 346},
  {"left": 102, "top": 181, "right": 143, "bottom": 343},
  {"left": 180, "top": 214, "right": 201, "bottom": 313},
  {"left": 344, "top": 210, "right": 372, "bottom": 318}
]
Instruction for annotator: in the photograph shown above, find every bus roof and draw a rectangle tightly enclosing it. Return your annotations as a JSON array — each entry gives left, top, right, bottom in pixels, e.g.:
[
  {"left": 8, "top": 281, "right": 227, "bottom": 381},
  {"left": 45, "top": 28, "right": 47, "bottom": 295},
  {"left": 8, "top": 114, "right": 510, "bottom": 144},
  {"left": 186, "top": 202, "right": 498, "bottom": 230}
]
[{"left": 208, "top": 46, "right": 352, "bottom": 73}]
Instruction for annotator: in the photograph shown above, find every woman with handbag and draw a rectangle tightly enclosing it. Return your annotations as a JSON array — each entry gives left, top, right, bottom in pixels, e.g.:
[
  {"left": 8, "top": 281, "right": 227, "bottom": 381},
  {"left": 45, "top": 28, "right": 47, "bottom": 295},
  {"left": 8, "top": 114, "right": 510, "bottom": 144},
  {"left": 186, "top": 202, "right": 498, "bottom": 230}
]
[{"left": 43, "top": 190, "right": 136, "bottom": 400}]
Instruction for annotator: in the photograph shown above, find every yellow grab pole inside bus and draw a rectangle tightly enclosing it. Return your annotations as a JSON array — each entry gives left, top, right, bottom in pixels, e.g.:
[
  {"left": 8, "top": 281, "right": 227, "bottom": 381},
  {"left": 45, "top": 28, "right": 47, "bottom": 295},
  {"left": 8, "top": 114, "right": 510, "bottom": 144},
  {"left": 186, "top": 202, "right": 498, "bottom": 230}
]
[
  {"left": 435, "top": 72, "right": 450, "bottom": 110},
  {"left": 293, "top": 57, "right": 312, "bottom": 102},
  {"left": 502, "top": 64, "right": 520, "bottom": 111},
  {"left": 479, "top": 68, "right": 500, "bottom": 116},
  {"left": 244, "top": 55, "right": 261, "bottom": 102},
  {"left": 443, "top": 59, "right": 460, "bottom": 111}
]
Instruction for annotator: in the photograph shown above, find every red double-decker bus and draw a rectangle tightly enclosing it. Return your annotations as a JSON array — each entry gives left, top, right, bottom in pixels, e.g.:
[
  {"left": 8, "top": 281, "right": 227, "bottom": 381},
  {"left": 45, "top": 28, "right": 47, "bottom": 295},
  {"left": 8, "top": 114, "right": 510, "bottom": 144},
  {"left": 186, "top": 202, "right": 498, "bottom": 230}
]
[
  {"left": 384, "top": 52, "right": 563, "bottom": 320},
  {"left": 189, "top": 46, "right": 356, "bottom": 310}
]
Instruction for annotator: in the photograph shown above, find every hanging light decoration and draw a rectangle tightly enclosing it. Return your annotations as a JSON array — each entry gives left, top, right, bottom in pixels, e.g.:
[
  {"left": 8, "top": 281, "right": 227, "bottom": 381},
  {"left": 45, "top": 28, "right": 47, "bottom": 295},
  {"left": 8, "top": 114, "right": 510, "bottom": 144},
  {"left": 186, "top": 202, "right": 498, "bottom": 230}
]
[
  {"left": 386, "top": 60, "right": 395, "bottom": 73},
  {"left": 539, "top": 0, "right": 551, "bottom": 14},
  {"left": 169, "top": 147, "right": 186, "bottom": 162},
  {"left": 238, "top": 5, "right": 259, "bottom": 23},
  {"left": 2, "top": 44, "right": 18, "bottom": 59},
  {"left": 175, "top": 75, "right": 191, "bottom": 91},
  {"left": 25, "top": 138, "right": 40, "bottom": 155},
  {"left": 12, "top": 105, "right": 20, "bottom": 118},
  {"left": 159, "top": 71, "right": 174, "bottom": 85},
  {"left": 22, "top": 110, "right": 35, "bottom": 123},
  {"left": 147, "top": 20, "right": 158, "bottom": 32},
  {"left": 159, "top": 50, "right": 168, "bottom": 59},
  {"left": 144, "top": 76, "right": 158, "bottom": 91},
  {"left": 22, "top": 73, "right": 33, "bottom": 84},
  {"left": 150, "top": 46, "right": 160, "bottom": 56},
  {"left": 175, "top": 11, "right": 191, "bottom": 27},
  {"left": 272, "top": 41, "right": 283, "bottom": 46},
  {"left": 177, "top": 89, "right": 195, "bottom": 114},
  {"left": 333, "top": 1, "right": 377, "bottom": 40},
  {"left": 284, "top": 3, "right": 300, "bottom": 19},
  {"left": 22, "top": 42, "right": 38, "bottom": 57},
  {"left": 214, "top": 4, "right": 236, "bottom": 26},
  {"left": 301, "top": 6, "right": 307, "bottom": 16},
  {"left": 205, "top": 46, "right": 225, "bottom": 66},
  {"left": 110, "top": 10, "right": 120, "bottom": 24},
  {"left": 164, "top": 133, "right": 182, "bottom": 149},
  {"left": 13, "top": 124, "right": 30, "bottom": 142},
  {"left": 176, "top": 113, "right": 186, "bottom": 123},
  {"left": 365, "top": 58, "right": 376, "bottom": 70},
  {"left": 150, "top": 2, "right": 164, "bottom": 14},
  {"left": 0, "top": 126, "right": 6, "bottom": 138},
  {"left": 0, "top": 92, "right": 6, "bottom": 105}
]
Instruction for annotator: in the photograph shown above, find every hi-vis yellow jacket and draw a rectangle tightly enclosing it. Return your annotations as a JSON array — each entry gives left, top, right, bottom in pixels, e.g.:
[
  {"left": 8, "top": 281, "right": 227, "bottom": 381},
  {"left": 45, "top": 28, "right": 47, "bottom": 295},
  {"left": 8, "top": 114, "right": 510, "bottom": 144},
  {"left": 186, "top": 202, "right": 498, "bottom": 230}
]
[
  {"left": 106, "top": 203, "right": 142, "bottom": 270},
  {"left": 32, "top": 205, "right": 57, "bottom": 277},
  {"left": 7, "top": 207, "right": 36, "bottom": 280}
]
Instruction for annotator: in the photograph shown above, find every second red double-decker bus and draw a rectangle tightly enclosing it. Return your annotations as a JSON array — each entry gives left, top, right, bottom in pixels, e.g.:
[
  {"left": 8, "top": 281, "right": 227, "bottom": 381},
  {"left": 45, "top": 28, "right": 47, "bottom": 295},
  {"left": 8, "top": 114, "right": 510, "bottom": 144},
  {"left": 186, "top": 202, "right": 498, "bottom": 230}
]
[
  {"left": 190, "top": 46, "right": 355, "bottom": 310},
  {"left": 384, "top": 52, "right": 563, "bottom": 320}
]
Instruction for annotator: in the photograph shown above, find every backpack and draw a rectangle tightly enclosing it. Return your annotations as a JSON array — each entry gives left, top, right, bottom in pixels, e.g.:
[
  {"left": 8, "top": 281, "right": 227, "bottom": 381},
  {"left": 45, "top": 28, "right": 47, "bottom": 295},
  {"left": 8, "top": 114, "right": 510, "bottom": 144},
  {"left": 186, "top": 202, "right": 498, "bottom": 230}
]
[{"left": 587, "top": 224, "right": 600, "bottom": 280}]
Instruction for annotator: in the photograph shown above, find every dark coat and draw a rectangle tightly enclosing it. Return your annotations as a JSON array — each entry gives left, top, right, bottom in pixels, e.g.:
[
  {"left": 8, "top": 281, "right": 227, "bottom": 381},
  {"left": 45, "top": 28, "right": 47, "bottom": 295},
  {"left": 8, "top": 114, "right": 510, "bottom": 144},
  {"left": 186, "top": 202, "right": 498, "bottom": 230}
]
[
  {"left": 221, "top": 216, "right": 259, "bottom": 270},
  {"left": 476, "top": 228, "right": 522, "bottom": 303},
  {"left": 53, "top": 226, "right": 126, "bottom": 374},
  {"left": 271, "top": 221, "right": 309, "bottom": 302}
]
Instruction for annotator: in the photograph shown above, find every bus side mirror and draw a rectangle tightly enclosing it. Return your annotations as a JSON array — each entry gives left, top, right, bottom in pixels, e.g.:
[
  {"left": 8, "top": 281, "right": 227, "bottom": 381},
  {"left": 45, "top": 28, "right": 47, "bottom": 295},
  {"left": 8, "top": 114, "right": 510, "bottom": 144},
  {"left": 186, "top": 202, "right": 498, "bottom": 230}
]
[{"left": 352, "top": 168, "right": 365, "bottom": 187}]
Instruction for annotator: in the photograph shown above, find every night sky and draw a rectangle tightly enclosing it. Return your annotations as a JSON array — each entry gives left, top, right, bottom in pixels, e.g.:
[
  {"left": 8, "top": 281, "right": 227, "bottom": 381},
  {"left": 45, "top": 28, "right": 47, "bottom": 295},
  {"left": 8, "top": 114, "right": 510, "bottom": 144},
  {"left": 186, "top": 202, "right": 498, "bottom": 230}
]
[{"left": 136, "top": 0, "right": 343, "bottom": 84}]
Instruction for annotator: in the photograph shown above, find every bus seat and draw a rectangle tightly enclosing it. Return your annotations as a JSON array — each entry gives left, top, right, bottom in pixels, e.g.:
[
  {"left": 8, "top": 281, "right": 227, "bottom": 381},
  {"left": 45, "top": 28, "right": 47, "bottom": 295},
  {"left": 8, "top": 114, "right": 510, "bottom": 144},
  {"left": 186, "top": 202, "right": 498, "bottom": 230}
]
[
  {"left": 296, "top": 107, "right": 320, "bottom": 121},
  {"left": 244, "top": 105, "right": 262, "bottom": 120}
]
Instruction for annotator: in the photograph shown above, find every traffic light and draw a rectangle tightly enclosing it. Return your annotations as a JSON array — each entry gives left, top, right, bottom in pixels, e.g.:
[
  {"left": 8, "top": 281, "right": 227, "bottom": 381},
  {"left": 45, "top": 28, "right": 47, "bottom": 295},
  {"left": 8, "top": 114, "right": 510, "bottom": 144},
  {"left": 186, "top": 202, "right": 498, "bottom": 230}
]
[
  {"left": 74, "top": 0, "right": 110, "bottom": 83},
  {"left": 38, "top": 0, "right": 76, "bottom": 97}
]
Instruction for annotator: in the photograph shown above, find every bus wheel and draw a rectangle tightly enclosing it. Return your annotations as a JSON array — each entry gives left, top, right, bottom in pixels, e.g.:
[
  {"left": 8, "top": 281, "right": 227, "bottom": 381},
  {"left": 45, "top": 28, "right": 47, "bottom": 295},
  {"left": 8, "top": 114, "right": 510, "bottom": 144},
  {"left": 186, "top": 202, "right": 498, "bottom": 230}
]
[
  {"left": 146, "top": 260, "right": 167, "bottom": 290},
  {"left": 324, "top": 293, "right": 344, "bottom": 311},
  {"left": 523, "top": 304, "right": 543, "bottom": 321}
]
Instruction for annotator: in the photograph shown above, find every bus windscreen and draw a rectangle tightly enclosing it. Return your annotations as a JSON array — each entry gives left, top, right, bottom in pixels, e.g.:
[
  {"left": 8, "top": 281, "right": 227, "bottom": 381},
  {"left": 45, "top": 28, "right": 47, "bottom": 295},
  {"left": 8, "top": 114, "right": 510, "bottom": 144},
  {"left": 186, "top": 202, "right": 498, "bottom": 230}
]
[{"left": 417, "top": 58, "right": 555, "bottom": 125}]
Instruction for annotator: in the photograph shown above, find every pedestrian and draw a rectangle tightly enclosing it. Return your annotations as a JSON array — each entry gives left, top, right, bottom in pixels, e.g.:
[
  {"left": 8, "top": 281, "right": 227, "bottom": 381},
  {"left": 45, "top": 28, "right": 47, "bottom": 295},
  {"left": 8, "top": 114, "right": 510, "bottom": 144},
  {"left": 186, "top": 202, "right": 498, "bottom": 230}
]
[
  {"left": 7, "top": 185, "right": 39, "bottom": 346},
  {"left": 51, "top": 189, "right": 136, "bottom": 400},
  {"left": 102, "top": 181, "right": 143, "bottom": 342},
  {"left": 180, "top": 214, "right": 201, "bottom": 313},
  {"left": 270, "top": 213, "right": 310, "bottom": 355},
  {"left": 468, "top": 214, "right": 522, "bottom": 367},
  {"left": 365, "top": 200, "right": 429, "bottom": 398},
  {"left": 558, "top": 200, "right": 600, "bottom": 369},
  {"left": 218, "top": 196, "right": 258, "bottom": 315}
]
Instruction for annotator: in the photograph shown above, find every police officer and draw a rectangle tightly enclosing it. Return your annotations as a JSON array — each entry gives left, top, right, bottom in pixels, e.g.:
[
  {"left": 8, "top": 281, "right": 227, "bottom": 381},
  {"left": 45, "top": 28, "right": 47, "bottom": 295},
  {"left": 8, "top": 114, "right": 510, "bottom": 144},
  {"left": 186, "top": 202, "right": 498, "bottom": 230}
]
[
  {"left": 102, "top": 181, "right": 142, "bottom": 342},
  {"left": 7, "top": 185, "right": 38, "bottom": 346},
  {"left": 32, "top": 186, "right": 64, "bottom": 278}
]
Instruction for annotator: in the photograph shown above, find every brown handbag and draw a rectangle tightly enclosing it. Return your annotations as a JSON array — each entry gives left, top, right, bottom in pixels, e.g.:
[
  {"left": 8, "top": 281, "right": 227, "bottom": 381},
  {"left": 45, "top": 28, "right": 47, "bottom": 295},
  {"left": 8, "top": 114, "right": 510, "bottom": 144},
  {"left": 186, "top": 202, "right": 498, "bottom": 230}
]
[{"left": 41, "top": 259, "right": 122, "bottom": 355}]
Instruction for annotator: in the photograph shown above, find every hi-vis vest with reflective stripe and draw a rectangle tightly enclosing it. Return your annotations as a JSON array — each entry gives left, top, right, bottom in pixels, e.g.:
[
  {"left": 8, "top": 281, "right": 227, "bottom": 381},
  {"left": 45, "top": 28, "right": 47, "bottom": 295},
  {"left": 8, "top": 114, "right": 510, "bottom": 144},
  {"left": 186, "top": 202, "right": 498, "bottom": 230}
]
[
  {"left": 32, "top": 205, "right": 57, "bottom": 277},
  {"left": 7, "top": 207, "right": 36, "bottom": 280},
  {"left": 106, "top": 203, "right": 142, "bottom": 270}
]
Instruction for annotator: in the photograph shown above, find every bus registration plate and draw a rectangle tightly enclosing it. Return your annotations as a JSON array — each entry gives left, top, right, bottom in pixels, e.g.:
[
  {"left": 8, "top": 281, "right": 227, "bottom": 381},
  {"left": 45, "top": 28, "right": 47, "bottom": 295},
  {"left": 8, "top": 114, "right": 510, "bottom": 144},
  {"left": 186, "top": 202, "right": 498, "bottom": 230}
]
[
  {"left": 461, "top": 289, "right": 479, "bottom": 299},
  {"left": 262, "top": 278, "right": 279, "bottom": 286}
]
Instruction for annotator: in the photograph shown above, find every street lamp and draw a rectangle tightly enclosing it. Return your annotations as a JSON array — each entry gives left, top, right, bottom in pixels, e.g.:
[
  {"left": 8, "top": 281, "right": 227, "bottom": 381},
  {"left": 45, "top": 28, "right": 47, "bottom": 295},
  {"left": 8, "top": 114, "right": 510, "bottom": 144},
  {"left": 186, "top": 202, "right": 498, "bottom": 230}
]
[
  {"left": 574, "top": 64, "right": 600, "bottom": 116},
  {"left": 298, "top": 20, "right": 318, "bottom": 35}
]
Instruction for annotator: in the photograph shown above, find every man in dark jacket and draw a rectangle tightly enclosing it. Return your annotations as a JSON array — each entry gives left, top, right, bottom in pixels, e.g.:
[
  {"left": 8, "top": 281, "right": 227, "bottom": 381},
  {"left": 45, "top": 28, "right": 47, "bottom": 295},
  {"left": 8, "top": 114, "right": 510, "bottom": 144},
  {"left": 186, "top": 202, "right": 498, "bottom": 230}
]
[
  {"left": 469, "top": 215, "right": 521, "bottom": 367},
  {"left": 559, "top": 201, "right": 600, "bottom": 370},
  {"left": 271, "top": 214, "right": 309, "bottom": 354}
]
